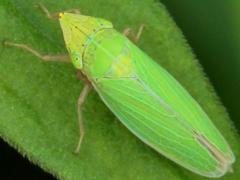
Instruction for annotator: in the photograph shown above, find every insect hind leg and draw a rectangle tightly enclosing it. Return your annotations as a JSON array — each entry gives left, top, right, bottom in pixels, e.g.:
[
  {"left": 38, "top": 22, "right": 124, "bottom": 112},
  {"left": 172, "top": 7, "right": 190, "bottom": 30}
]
[{"left": 74, "top": 83, "right": 92, "bottom": 154}]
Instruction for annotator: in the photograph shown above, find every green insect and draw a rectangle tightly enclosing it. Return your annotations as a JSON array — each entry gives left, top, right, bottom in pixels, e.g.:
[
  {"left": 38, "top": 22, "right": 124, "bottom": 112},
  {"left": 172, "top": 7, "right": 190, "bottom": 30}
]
[{"left": 4, "top": 4, "right": 235, "bottom": 178}]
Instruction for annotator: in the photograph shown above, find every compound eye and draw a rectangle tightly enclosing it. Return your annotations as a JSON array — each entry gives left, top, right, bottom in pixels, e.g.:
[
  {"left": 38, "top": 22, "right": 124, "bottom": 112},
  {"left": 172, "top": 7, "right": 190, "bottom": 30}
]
[{"left": 71, "top": 51, "right": 82, "bottom": 69}]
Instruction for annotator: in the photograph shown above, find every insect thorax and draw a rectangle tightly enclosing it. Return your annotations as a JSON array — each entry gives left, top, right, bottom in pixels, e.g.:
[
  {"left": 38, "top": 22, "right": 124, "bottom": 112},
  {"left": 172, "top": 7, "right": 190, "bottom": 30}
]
[{"left": 82, "top": 29, "right": 135, "bottom": 81}]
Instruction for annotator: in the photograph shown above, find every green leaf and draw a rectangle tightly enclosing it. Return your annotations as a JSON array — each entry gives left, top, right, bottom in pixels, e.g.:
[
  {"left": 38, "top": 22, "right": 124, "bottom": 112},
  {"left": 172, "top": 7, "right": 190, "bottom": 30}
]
[{"left": 0, "top": 0, "right": 239, "bottom": 179}]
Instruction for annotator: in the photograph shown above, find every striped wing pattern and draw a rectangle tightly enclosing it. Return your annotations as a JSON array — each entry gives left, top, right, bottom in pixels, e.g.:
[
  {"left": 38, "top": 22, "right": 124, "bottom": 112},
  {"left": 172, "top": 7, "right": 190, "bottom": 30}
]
[
  {"left": 95, "top": 76, "right": 220, "bottom": 176},
  {"left": 92, "top": 36, "right": 234, "bottom": 177}
]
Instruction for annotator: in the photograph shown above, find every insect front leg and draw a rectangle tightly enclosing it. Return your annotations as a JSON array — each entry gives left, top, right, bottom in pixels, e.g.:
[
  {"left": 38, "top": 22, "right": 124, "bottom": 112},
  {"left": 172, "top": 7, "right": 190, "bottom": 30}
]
[
  {"left": 36, "top": 3, "right": 81, "bottom": 20},
  {"left": 123, "top": 24, "right": 145, "bottom": 43},
  {"left": 3, "top": 41, "right": 70, "bottom": 62},
  {"left": 74, "top": 82, "right": 92, "bottom": 154}
]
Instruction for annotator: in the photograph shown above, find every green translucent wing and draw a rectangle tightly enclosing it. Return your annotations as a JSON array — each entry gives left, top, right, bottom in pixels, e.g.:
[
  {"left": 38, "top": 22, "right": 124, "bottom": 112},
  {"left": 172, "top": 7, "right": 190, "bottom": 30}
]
[
  {"left": 95, "top": 77, "right": 218, "bottom": 176},
  {"left": 93, "top": 39, "right": 234, "bottom": 177}
]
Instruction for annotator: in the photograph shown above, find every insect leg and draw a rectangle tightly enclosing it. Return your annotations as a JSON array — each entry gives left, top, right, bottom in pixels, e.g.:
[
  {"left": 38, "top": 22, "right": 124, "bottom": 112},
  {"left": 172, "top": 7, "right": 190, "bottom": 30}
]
[
  {"left": 74, "top": 83, "right": 92, "bottom": 154},
  {"left": 36, "top": 3, "right": 81, "bottom": 20},
  {"left": 123, "top": 24, "right": 145, "bottom": 43},
  {"left": 3, "top": 41, "right": 70, "bottom": 62}
]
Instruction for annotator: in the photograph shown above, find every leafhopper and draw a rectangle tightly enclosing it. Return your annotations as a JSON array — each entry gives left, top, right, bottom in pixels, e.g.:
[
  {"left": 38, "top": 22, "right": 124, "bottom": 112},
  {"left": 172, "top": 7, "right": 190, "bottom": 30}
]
[{"left": 4, "top": 4, "right": 235, "bottom": 178}]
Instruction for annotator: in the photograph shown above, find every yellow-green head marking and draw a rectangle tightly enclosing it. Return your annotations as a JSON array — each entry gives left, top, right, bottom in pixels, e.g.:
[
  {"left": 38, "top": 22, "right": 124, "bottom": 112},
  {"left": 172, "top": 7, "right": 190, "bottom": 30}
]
[{"left": 59, "top": 12, "right": 113, "bottom": 69}]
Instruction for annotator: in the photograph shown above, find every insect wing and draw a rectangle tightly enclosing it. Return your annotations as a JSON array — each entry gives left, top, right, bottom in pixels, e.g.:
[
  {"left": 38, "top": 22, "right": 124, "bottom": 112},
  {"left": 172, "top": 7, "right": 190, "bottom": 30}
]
[{"left": 93, "top": 39, "right": 234, "bottom": 177}]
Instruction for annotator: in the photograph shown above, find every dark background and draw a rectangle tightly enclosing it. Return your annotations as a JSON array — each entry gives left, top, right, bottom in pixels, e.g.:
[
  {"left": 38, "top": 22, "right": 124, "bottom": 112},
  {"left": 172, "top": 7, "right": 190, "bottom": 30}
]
[
  {"left": 0, "top": 139, "right": 55, "bottom": 180},
  {"left": 1, "top": 1, "right": 239, "bottom": 179}
]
